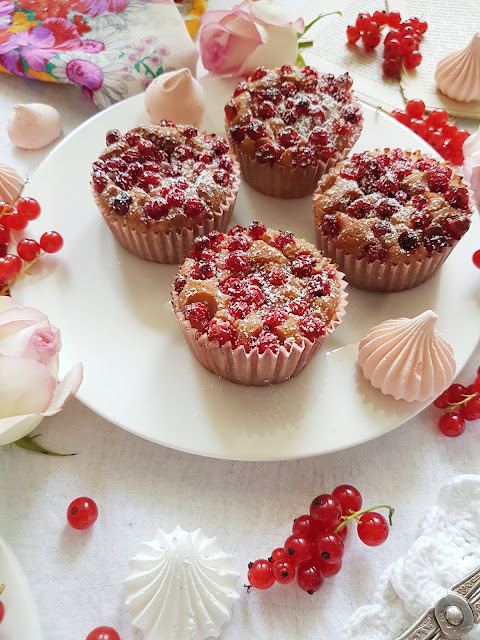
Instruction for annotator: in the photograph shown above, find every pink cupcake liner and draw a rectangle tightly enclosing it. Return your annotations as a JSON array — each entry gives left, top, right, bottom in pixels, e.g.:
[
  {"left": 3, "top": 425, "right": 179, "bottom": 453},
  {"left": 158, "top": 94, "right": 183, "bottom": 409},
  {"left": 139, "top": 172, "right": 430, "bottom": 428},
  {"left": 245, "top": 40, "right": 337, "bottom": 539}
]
[
  {"left": 313, "top": 150, "right": 475, "bottom": 292},
  {"left": 95, "top": 160, "right": 241, "bottom": 265},
  {"left": 226, "top": 97, "right": 363, "bottom": 199},
  {"left": 171, "top": 273, "right": 348, "bottom": 386},
  {"left": 315, "top": 234, "right": 455, "bottom": 292}
]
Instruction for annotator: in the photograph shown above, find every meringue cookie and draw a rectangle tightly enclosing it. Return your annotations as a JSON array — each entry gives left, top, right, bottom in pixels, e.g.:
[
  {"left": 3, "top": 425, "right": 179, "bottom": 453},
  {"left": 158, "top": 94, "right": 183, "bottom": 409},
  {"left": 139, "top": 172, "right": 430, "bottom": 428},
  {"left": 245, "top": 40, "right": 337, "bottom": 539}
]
[
  {"left": 125, "top": 526, "right": 239, "bottom": 640},
  {"left": 144, "top": 68, "right": 206, "bottom": 127},
  {"left": 358, "top": 310, "right": 455, "bottom": 402},
  {"left": 0, "top": 164, "right": 23, "bottom": 204},
  {"left": 435, "top": 33, "right": 480, "bottom": 102},
  {"left": 7, "top": 103, "right": 62, "bottom": 150}
]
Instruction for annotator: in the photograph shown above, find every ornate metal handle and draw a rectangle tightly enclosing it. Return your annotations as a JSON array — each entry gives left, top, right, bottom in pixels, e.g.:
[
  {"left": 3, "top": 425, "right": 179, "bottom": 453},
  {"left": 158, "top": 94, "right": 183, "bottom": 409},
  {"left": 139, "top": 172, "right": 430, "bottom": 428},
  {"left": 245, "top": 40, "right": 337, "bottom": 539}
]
[{"left": 394, "top": 566, "right": 480, "bottom": 640}]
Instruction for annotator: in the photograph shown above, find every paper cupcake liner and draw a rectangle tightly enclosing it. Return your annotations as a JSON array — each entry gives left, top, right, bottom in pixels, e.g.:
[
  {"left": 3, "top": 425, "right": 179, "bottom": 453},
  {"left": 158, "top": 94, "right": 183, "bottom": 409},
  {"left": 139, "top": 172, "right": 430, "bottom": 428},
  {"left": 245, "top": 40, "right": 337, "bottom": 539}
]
[
  {"left": 313, "top": 149, "right": 475, "bottom": 292},
  {"left": 171, "top": 273, "right": 348, "bottom": 386},
  {"left": 95, "top": 160, "right": 241, "bottom": 265},
  {"left": 315, "top": 233, "right": 455, "bottom": 292}
]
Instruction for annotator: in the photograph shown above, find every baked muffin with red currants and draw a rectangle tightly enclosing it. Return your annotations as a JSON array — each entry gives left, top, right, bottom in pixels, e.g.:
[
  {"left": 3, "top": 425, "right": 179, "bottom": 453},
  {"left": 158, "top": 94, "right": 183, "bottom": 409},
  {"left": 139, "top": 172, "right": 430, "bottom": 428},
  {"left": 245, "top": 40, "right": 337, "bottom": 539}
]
[
  {"left": 313, "top": 148, "right": 473, "bottom": 292},
  {"left": 224, "top": 65, "right": 363, "bottom": 199},
  {"left": 91, "top": 123, "right": 240, "bottom": 264},
  {"left": 171, "top": 223, "right": 347, "bottom": 385}
]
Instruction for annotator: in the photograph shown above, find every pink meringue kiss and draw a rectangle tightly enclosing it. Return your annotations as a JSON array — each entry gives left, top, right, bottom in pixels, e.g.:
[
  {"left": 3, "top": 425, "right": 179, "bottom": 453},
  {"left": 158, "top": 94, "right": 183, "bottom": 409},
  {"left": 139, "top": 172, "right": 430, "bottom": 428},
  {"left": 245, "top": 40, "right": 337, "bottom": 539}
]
[
  {"left": 0, "top": 164, "right": 23, "bottom": 204},
  {"left": 7, "top": 103, "right": 62, "bottom": 150},
  {"left": 144, "top": 68, "right": 206, "bottom": 127},
  {"left": 435, "top": 33, "right": 480, "bottom": 103},
  {"left": 358, "top": 310, "right": 455, "bottom": 402}
]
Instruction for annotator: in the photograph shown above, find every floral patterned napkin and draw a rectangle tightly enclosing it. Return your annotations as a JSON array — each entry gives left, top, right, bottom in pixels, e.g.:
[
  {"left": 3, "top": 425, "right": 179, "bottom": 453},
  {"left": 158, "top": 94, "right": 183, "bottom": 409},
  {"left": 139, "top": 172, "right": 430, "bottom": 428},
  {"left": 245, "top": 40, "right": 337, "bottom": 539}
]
[{"left": 0, "top": 0, "right": 200, "bottom": 109}]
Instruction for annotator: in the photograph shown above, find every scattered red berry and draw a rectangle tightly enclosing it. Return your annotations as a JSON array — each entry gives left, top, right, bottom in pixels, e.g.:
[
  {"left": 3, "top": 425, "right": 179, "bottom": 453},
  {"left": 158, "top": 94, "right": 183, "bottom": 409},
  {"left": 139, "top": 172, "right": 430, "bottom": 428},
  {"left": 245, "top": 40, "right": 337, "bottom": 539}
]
[
  {"left": 0, "top": 254, "right": 22, "bottom": 282},
  {"left": 433, "top": 374, "right": 480, "bottom": 437},
  {"left": 297, "top": 562, "right": 324, "bottom": 594},
  {"left": 17, "top": 238, "right": 41, "bottom": 262},
  {"left": 0, "top": 599, "right": 4, "bottom": 624},
  {"left": 332, "top": 484, "right": 363, "bottom": 515},
  {"left": 473, "top": 250, "right": 480, "bottom": 269},
  {"left": 86, "top": 627, "right": 120, "bottom": 640},
  {"left": 273, "top": 560, "right": 295, "bottom": 584},
  {"left": 67, "top": 497, "right": 98, "bottom": 530},
  {"left": 310, "top": 494, "right": 342, "bottom": 530},
  {"left": 438, "top": 413, "right": 466, "bottom": 437}
]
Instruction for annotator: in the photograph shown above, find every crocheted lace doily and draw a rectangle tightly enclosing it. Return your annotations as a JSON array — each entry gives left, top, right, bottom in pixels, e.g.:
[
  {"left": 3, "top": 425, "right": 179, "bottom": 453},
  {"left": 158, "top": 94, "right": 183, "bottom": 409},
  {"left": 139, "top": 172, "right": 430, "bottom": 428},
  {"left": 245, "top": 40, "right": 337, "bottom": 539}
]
[{"left": 341, "top": 475, "right": 480, "bottom": 639}]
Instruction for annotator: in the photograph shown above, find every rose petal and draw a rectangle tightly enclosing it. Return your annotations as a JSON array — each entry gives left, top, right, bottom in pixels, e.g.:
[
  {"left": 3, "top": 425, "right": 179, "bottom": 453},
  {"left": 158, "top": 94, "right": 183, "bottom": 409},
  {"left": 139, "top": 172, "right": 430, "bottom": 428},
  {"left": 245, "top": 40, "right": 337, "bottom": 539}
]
[
  {"left": 240, "top": 23, "right": 299, "bottom": 75},
  {"left": 0, "top": 355, "right": 55, "bottom": 418},
  {"left": 42, "top": 362, "right": 83, "bottom": 416},
  {"left": 249, "top": 0, "right": 304, "bottom": 32},
  {"left": 0, "top": 318, "right": 60, "bottom": 364},
  {"left": 200, "top": 19, "right": 261, "bottom": 75},
  {"left": 200, "top": 9, "right": 232, "bottom": 26},
  {"left": 0, "top": 413, "right": 43, "bottom": 446},
  {"left": 0, "top": 296, "right": 19, "bottom": 312}
]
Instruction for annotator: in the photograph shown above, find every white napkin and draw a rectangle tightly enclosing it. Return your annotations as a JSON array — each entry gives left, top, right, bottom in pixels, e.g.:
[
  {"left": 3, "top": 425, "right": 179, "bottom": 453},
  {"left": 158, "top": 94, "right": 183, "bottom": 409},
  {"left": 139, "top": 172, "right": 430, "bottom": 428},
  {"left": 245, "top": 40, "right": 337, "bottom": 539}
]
[{"left": 341, "top": 475, "right": 480, "bottom": 639}]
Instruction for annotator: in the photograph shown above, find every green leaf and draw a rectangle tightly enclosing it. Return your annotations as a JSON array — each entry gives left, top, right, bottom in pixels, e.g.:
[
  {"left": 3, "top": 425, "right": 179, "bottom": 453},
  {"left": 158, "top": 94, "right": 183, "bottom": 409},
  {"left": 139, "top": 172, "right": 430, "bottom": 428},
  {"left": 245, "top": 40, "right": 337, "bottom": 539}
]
[
  {"left": 14, "top": 435, "right": 77, "bottom": 457},
  {"left": 296, "top": 53, "right": 306, "bottom": 68},
  {"left": 298, "top": 40, "right": 314, "bottom": 50},
  {"left": 155, "top": 66, "right": 164, "bottom": 78},
  {"left": 299, "top": 11, "right": 342, "bottom": 37}
]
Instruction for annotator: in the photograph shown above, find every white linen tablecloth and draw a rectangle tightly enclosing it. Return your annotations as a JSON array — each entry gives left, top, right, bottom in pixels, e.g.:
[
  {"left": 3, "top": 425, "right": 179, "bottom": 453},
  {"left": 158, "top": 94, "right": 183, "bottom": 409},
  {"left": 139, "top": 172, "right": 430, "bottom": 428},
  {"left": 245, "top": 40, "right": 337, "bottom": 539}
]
[{"left": 1, "top": 2, "right": 480, "bottom": 638}]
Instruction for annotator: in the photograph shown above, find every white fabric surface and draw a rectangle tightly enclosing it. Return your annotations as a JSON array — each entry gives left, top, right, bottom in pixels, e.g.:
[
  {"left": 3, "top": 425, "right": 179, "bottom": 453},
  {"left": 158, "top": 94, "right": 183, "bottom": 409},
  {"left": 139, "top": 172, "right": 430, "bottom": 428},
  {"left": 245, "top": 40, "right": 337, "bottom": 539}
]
[
  {"left": 342, "top": 475, "right": 480, "bottom": 639},
  {"left": 1, "top": 2, "right": 480, "bottom": 639}
]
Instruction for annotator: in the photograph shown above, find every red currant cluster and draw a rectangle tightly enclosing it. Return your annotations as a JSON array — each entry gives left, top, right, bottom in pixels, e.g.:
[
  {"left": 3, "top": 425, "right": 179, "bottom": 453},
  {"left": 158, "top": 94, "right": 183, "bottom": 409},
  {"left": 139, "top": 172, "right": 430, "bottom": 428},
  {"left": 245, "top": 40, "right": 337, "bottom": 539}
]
[
  {"left": 392, "top": 100, "right": 469, "bottom": 165},
  {"left": 346, "top": 11, "right": 427, "bottom": 77},
  {"left": 434, "top": 367, "right": 480, "bottom": 437},
  {"left": 0, "top": 198, "right": 63, "bottom": 295},
  {"left": 247, "top": 485, "right": 394, "bottom": 594}
]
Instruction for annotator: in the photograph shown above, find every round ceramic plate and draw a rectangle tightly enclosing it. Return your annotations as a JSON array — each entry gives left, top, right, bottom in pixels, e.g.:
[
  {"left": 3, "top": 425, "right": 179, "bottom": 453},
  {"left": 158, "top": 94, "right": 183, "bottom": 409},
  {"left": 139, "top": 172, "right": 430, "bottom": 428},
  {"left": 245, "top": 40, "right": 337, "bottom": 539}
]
[{"left": 13, "top": 78, "right": 480, "bottom": 461}]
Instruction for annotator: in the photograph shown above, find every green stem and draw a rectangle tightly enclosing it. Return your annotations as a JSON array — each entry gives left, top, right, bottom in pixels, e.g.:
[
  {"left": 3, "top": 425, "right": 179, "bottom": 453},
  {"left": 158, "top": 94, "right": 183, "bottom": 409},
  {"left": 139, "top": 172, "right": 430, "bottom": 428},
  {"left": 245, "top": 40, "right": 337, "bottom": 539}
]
[
  {"left": 298, "top": 40, "right": 314, "bottom": 50},
  {"left": 445, "top": 392, "right": 479, "bottom": 412},
  {"left": 0, "top": 253, "right": 40, "bottom": 296},
  {"left": 376, "top": 105, "right": 393, "bottom": 117},
  {"left": 300, "top": 11, "right": 342, "bottom": 36},
  {"left": 335, "top": 504, "right": 395, "bottom": 532}
]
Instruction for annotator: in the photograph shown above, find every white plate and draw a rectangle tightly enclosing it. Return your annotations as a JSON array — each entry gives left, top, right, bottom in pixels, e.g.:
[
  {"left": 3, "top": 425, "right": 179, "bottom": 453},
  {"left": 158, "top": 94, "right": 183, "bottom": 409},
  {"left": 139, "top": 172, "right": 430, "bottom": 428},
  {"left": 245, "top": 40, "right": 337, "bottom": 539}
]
[
  {"left": 13, "top": 78, "right": 480, "bottom": 461},
  {"left": 0, "top": 536, "right": 43, "bottom": 640}
]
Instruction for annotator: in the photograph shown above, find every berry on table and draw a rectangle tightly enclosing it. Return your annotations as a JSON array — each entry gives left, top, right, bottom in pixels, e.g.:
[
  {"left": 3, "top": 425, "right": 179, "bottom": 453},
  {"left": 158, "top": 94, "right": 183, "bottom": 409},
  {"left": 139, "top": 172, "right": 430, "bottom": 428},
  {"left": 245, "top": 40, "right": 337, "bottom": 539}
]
[
  {"left": 247, "top": 559, "right": 275, "bottom": 589},
  {"left": 17, "top": 238, "right": 41, "bottom": 262},
  {"left": 16, "top": 197, "right": 41, "bottom": 220},
  {"left": 346, "top": 25, "right": 361, "bottom": 44},
  {"left": 67, "top": 497, "right": 98, "bottom": 530},
  {"left": 86, "top": 627, "right": 120, "bottom": 640},
  {"left": 438, "top": 413, "right": 466, "bottom": 437},
  {"left": 296, "top": 562, "right": 324, "bottom": 594},
  {"left": 283, "top": 535, "right": 313, "bottom": 566},
  {"left": 273, "top": 560, "right": 295, "bottom": 584},
  {"left": 309, "top": 494, "right": 342, "bottom": 530},
  {"left": 473, "top": 250, "right": 480, "bottom": 269},
  {"left": 332, "top": 484, "right": 363, "bottom": 514},
  {"left": 0, "top": 600, "right": 3, "bottom": 623},
  {"left": 357, "top": 512, "right": 389, "bottom": 546}
]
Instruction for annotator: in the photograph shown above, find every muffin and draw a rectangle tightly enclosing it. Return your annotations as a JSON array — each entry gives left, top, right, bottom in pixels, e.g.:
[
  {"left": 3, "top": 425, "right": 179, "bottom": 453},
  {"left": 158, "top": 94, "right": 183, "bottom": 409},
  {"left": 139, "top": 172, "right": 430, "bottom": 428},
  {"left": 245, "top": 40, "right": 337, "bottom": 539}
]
[
  {"left": 171, "top": 223, "right": 347, "bottom": 385},
  {"left": 224, "top": 65, "right": 363, "bottom": 199},
  {"left": 313, "top": 148, "right": 472, "bottom": 292},
  {"left": 91, "top": 123, "right": 240, "bottom": 264}
]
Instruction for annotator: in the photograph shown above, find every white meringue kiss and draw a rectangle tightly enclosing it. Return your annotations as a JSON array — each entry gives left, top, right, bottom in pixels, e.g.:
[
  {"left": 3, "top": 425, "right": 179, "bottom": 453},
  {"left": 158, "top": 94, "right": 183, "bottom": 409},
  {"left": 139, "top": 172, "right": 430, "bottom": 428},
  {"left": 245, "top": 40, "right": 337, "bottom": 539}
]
[
  {"left": 7, "top": 103, "right": 62, "bottom": 150},
  {"left": 144, "top": 69, "right": 206, "bottom": 127}
]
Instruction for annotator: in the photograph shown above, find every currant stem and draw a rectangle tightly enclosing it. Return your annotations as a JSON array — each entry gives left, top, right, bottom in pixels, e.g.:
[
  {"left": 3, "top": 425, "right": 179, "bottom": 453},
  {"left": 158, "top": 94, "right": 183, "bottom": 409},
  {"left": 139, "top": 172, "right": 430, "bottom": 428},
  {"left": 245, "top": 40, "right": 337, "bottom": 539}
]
[
  {"left": 334, "top": 504, "right": 395, "bottom": 532},
  {"left": 376, "top": 105, "right": 393, "bottom": 117},
  {"left": 301, "top": 11, "right": 342, "bottom": 36},
  {"left": 0, "top": 584, "right": 4, "bottom": 596},
  {"left": 445, "top": 392, "right": 479, "bottom": 412},
  {"left": 0, "top": 253, "right": 41, "bottom": 296}
]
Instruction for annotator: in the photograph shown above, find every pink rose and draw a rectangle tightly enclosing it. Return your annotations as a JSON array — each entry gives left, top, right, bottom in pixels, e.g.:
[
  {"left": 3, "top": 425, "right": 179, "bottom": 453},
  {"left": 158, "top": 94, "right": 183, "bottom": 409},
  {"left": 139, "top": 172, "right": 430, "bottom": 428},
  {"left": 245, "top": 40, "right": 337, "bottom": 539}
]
[
  {"left": 0, "top": 297, "right": 83, "bottom": 445},
  {"left": 199, "top": 0, "right": 304, "bottom": 77}
]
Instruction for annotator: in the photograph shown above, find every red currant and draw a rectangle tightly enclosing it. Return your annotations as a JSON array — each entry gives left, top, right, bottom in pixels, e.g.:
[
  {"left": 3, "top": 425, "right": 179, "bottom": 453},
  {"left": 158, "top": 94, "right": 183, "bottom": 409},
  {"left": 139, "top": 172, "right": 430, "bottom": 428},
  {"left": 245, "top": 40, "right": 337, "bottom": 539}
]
[
  {"left": 357, "top": 512, "right": 389, "bottom": 546},
  {"left": 473, "top": 248, "right": 480, "bottom": 268},
  {"left": 386, "top": 11, "right": 402, "bottom": 27},
  {"left": 372, "top": 10, "right": 388, "bottom": 25},
  {"left": 427, "top": 109, "right": 448, "bottom": 129},
  {"left": 269, "top": 547, "right": 287, "bottom": 563},
  {"left": 284, "top": 535, "right": 313, "bottom": 566},
  {"left": 292, "top": 514, "right": 317, "bottom": 539},
  {"left": 346, "top": 25, "right": 361, "bottom": 44},
  {"left": 355, "top": 12, "right": 372, "bottom": 31},
  {"left": 474, "top": 376, "right": 480, "bottom": 394},
  {"left": 16, "top": 197, "right": 41, "bottom": 220},
  {"left": 296, "top": 562, "right": 324, "bottom": 594},
  {"left": 0, "top": 601, "right": 4, "bottom": 623},
  {"left": 4, "top": 211, "right": 28, "bottom": 231},
  {"left": 17, "top": 238, "right": 41, "bottom": 262},
  {"left": 86, "top": 627, "right": 120, "bottom": 640},
  {"left": 315, "top": 533, "right": 344, "bottom": 563},
  {"left": 310, "top": 494, "right": 341, "bottom": 530},
  {"left": 383, "top": 59, "right": 401, "bottom": 78},
  {"left": 0, "top": 224, "right": 9, "bottom": 244},
  {"left": 247, "top": 559, "right": 275, "bottom": 589},
  {"left": 448, "top": 383, "right": 467, "bottom": 403},
  {"left": 67, "top": 497, "right": 98, "bottom": 530},
  {"left": 321, "top": 559, "right": 342, "bottom": 577},
  {"left": 460, "top": 397, "right": 480, "bottom": 421},
  {"left": 0, "top": 254, "right": 22, "bottom": 282},
  {"left": 438, "top": 413, "right": 465, "bottom": 437},
  {"left": 332, "top": 485, "right": 363, "bottom": 515},
  {"left": 404, "top": 51, "right": 422, "bottom": 69},
  {"left": 40, "top": 231, "right": 63, "bottom": 253},
  {"left": 273, "top": 560, "right": 295, "bottom": 584}
]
